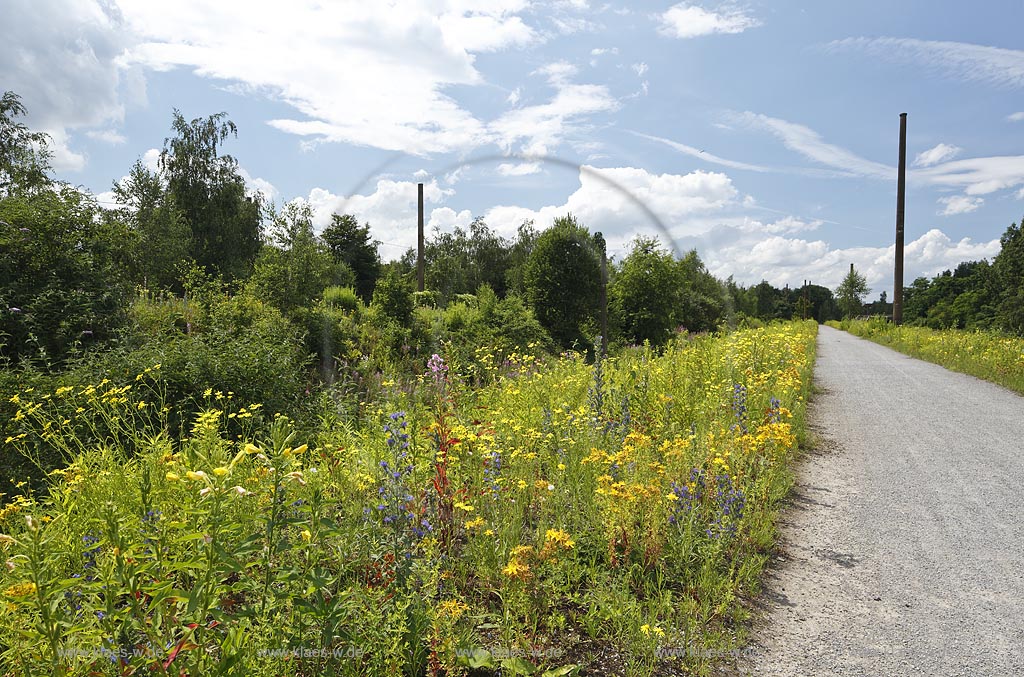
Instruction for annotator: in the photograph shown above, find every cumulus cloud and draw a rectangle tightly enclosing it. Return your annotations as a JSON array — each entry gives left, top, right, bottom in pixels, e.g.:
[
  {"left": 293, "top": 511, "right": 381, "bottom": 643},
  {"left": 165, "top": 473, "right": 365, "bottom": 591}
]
[
  {"left": 824, "top": 37, "right": 1024, "bottom": 89},
  {"left": 701, "top": 226, "right": 1000, "bottom": 293},
  {"left": 914, "top": 143, "right": 961, "bottom": 167},
  {"left": 937, "top": 195, "right": 983, "bottom": 216},
  {"left": 0, "top": 0, "right": 142, "bottom": 171},
  {"left": 294, "top": 179, "right": 454, "bottom": 254},
  {"left": 658, "top": 3, "right": 760, "bottom": 39},
  {"left": 483, "top": 164, "right": 738, "bottom": 254}
]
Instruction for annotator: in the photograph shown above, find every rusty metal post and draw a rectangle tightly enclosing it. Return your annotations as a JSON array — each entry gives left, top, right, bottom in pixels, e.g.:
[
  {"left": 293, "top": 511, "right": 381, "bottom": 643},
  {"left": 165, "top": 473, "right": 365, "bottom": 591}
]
[
  {"left": 893, "top": 113, "right": 907, "bottom": 325},
  {"left": 417, "top": 183, "right": 425, "bottom": 292}
]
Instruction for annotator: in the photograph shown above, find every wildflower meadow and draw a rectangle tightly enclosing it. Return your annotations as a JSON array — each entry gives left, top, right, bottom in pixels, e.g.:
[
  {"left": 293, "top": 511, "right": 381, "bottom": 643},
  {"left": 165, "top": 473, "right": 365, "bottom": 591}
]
[{"left": 0, "top": 322, "right": 816, "bottom": 676}]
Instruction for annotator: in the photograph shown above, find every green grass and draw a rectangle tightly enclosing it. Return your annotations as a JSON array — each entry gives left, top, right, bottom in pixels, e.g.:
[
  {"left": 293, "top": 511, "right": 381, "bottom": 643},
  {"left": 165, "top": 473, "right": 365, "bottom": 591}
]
[
  {"left": 828, "top": 318, "right": 1024, "bottom": 394},
  {"left": 0, "top": 321, "right": 817, "bottom": 676}
]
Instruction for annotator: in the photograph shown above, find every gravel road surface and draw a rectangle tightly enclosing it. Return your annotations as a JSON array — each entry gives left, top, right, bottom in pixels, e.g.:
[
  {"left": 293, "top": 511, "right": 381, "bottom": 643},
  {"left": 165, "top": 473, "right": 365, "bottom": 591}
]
[{"left": 738, "top": 325, "right": 1024, "bottom": 676}]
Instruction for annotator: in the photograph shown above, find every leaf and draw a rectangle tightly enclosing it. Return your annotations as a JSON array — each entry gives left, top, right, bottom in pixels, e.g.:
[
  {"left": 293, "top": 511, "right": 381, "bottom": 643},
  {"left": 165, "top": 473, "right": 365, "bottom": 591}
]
[
  {"left": 455, "top": 648, "right": 494, "bottom": 669},
  {"left": 501, "top": 657, "right": 537, "bottom": 675}
]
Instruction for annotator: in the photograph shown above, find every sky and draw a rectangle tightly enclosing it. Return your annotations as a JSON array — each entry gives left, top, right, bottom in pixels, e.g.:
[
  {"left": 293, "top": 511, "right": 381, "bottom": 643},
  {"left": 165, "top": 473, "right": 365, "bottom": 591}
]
[{"left": 4, "top": 0, "right": 1024, "bottom": 297}]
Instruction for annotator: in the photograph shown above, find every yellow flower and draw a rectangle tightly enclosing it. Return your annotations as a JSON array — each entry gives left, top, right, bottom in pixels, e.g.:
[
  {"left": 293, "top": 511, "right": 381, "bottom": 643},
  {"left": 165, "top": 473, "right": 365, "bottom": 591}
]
[
  {"left": 292, "top": 444, "right": 308, "bottom": 455},
  {"left": 4, "top": 581, "right": 36, "bottom": 597},
  {"left": 501, "top": 558, "right": 531, "bottom": 580},
  {"left": 300, "top": 529, "right": 312, "bottom": 542},
  {"left": 436, "top": 599, "right": 468, "bottom": 621},
  {"left": 212, "top": 467, "right": 229, "bottom": 477},
  {"left": 544, "top": 529, "right": 575, "bottom": 549},
  {"left": 186, "top": 470, "right": 208, "bottom": 482},
  {"left": 244, "top": 443, "right": 261, "bottom": 455}
]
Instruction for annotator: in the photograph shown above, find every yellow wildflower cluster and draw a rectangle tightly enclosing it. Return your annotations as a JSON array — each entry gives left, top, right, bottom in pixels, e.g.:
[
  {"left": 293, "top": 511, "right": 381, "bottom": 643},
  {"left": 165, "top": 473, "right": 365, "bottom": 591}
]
[{"left": 3, "top": 581, "right": 36, "bottom": 597}]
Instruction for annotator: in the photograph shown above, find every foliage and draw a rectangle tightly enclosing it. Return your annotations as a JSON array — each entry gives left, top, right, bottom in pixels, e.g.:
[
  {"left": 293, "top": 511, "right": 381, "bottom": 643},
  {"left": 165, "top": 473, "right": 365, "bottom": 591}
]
[
  {"left": 321, "top": 214, "right": 381, "bottom": 302},
  {"left": 0, "top": 91, "right": 51, "bottom": 195},
  {"left": 524, "top": 215, "right": 602, "bottom": 349},
  {"left": 160, "top": 110, "right": 263, "bottom": 281},
  {"left": 0, "top": 186, "right": 132, "bottom": 369},
  {"left": 111, "top": 159, "right": 192, "bottom": 291},
  {"left": 835, "top": 265, "right": 870, "bottom": 319},
  {"left": 609, "top": 237, "right": 686, "bottom": 347},
  {"left": 371, "top": 270, "right": 415, "bottom": 329},
  {"left": 0, "top": 322, "right": 816, "bottom": 676},
  {"left": 993, "top": 218, "right": 1024, "bottom": 334},
  {"left": 247, "top": 201, "right": 341, "bottom": 315}
]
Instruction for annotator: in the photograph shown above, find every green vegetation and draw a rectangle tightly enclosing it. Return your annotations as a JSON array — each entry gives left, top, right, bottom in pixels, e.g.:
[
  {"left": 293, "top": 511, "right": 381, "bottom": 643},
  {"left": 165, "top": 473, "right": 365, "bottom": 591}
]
[
  {"left": 828, "top": 318, "right": 1024, "bottom": 395},
  {"left": 0, "top": 323, "right": 815, "bottom": 676}
]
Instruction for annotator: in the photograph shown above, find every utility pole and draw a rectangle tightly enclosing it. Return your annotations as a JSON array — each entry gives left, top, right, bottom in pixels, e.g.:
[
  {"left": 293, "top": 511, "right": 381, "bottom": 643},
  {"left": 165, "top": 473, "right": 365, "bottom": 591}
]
[
  {"left": 417, "top": 183, "right": 425, "bottom": 292},
  {"left": 595, "top": 232, "right": 608, "bottom": 357},
  {"left": 893, "top": 113, "right": 907, "bottom": 325}
]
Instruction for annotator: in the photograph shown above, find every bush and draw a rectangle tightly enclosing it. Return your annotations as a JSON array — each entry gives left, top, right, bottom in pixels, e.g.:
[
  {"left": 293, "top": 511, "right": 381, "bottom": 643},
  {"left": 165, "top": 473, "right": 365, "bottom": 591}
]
[{"left": 323, "top": 285, "right": 361, "bottom": 314}]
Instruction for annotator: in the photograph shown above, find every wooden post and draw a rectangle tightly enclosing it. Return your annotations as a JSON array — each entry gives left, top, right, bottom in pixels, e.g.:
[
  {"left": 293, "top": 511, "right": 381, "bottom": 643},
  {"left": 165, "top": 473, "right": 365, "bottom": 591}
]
[
  {"left": 595, "top": 232, "right": 608, "bottom": 357},
  {"left": 417, "top": 183, "right": 425, "bottom": 292},
  {"left": 893, "top": 113, "right": 907, "bottom": 325}
]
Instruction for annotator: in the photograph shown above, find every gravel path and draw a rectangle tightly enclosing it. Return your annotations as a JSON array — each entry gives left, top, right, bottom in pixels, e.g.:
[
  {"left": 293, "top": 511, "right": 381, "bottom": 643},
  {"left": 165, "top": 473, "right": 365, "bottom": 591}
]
[{"left": 738, "top": 325, "right": 1024, "bottom": 676}]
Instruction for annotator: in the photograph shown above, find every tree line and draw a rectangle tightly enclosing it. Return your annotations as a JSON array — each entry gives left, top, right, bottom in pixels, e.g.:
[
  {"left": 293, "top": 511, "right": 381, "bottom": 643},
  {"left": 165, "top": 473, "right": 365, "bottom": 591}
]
[{"left": 3, "top": 89, "right": 1022, "bottom": 385}]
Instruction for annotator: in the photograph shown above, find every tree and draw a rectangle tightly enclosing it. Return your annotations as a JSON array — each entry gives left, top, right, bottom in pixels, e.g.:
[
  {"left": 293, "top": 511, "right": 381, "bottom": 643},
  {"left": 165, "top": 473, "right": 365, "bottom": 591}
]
[
  {"left": 609, "top": 236, "right": 685, "bottom": 346},
  {"left": 321, "top": 213, "right": 381, "bottom": 302},
  {"left": 0, "top": 91, "right": 51, "bottom": 195},
  {"left": 993, "top": 218, "right": 1024, "bottom": 334},
  {"left": 524, "top": 214, "right": 602, "bottom": 348},
  {"left": 160, "top": 110, "right": 262, "bottom": 280},
  {"left": 248, "top": 201, "right": 338, "bottom": 314},
  {"left": 836, "top": 264, "right": 870, "bottom": 319},
  {"left": 0, "top": 185, "right": 131, "bottom": 368},
  {"left": 111, "top": 159, "right": 192, "bottom": 290}
]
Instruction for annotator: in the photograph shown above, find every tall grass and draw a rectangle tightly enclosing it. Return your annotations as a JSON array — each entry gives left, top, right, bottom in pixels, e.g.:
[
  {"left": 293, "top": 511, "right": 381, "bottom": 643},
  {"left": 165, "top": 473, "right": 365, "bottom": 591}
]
[{"left": 0, "top": 321, "right": 816, "bottom": 676}]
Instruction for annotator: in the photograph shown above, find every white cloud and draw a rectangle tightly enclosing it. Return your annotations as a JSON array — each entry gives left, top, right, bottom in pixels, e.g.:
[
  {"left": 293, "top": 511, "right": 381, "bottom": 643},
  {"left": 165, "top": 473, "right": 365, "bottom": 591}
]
[
  {"left": 632, "top": 131, "right": 773, "bottom": 172},
  {"left": 1018, "top": 187, "right": 1024, "bottom": 200},
  {"left": 937, "top": 195, "right": 983, "bottom": 216},
  {"left": 85, "top": 129, "right": 128, "bottom": 145},
  {"left": 117, "top": 0, "right": 538, "bottom": 155},
  {"left": 490, "top": 63, "right": 619, "bottom": 156},
  {"left": 824, "top": 38, "right": 1024, "bottom": 89},
  {"left": 506, "top": 87, "right": 522, "bottom": 105},
  {"left": 702, "top": 226, "right": 1000, "bottom": 293},
  {"left": 238, "top": 167, "right": 279, "bottom": 201},
  {"left": 496, "top": 162, "right": 542, "bottom": 176},
  {"left": 296, "top": 179, "right": 453, "bottom": 254},
  {"left": 590, "top": 47, "right": 618, "bottom": 56},
  {"left": 736, "top": 112, "right": 893, "bottom": 179},
  {"left": 1007, "top": 112, "right": 1024, "bottom": 122},
  {"left": 0, "top": 0, "right": 145, "bottom": 171},
  {"left": 658, "top": 3, "right": 760, "bottom": 39},
  {"left": 913, "top": 143, "right": 961, "bottom": 167},
  {"left": 428, "top": 206, "right": 474, "bottom": 231},
  {"left": 484, "top": 164, "right": 738, "bottom": 254},
  {"left": 632, "top": 62, "right": 649, "bottom": 77},
  {"left": 913, "top": 155, "right": 1024, "bottom": 195}
]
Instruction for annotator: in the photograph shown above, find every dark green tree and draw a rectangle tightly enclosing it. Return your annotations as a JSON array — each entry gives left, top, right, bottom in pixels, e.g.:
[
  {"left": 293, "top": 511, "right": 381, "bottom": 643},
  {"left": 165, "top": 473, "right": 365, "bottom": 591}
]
[
  {"left": 160, "top": 110, "right": 262, "bottom": 280},
  {"left": 321, "top": 213, "right": 381, "bottom": 302},
  {"left": 524, "top": 214, "right": 602, "bottom": 348},
  {"left": 993, "top": 218, "right": 1024, "bottom": 334},
  {"left": 609, "top": 236, "right": 685, "bottom": 346},
  {"left": 0, "top": 185, "right": 131, "bottom": 368}
]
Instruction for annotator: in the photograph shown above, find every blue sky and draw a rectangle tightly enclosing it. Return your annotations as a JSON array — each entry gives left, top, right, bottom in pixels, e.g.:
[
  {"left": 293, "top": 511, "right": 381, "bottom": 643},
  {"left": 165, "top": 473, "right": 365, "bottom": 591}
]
[{"left": 4, "top": 0, "right": 1024, "bottom": 296}]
